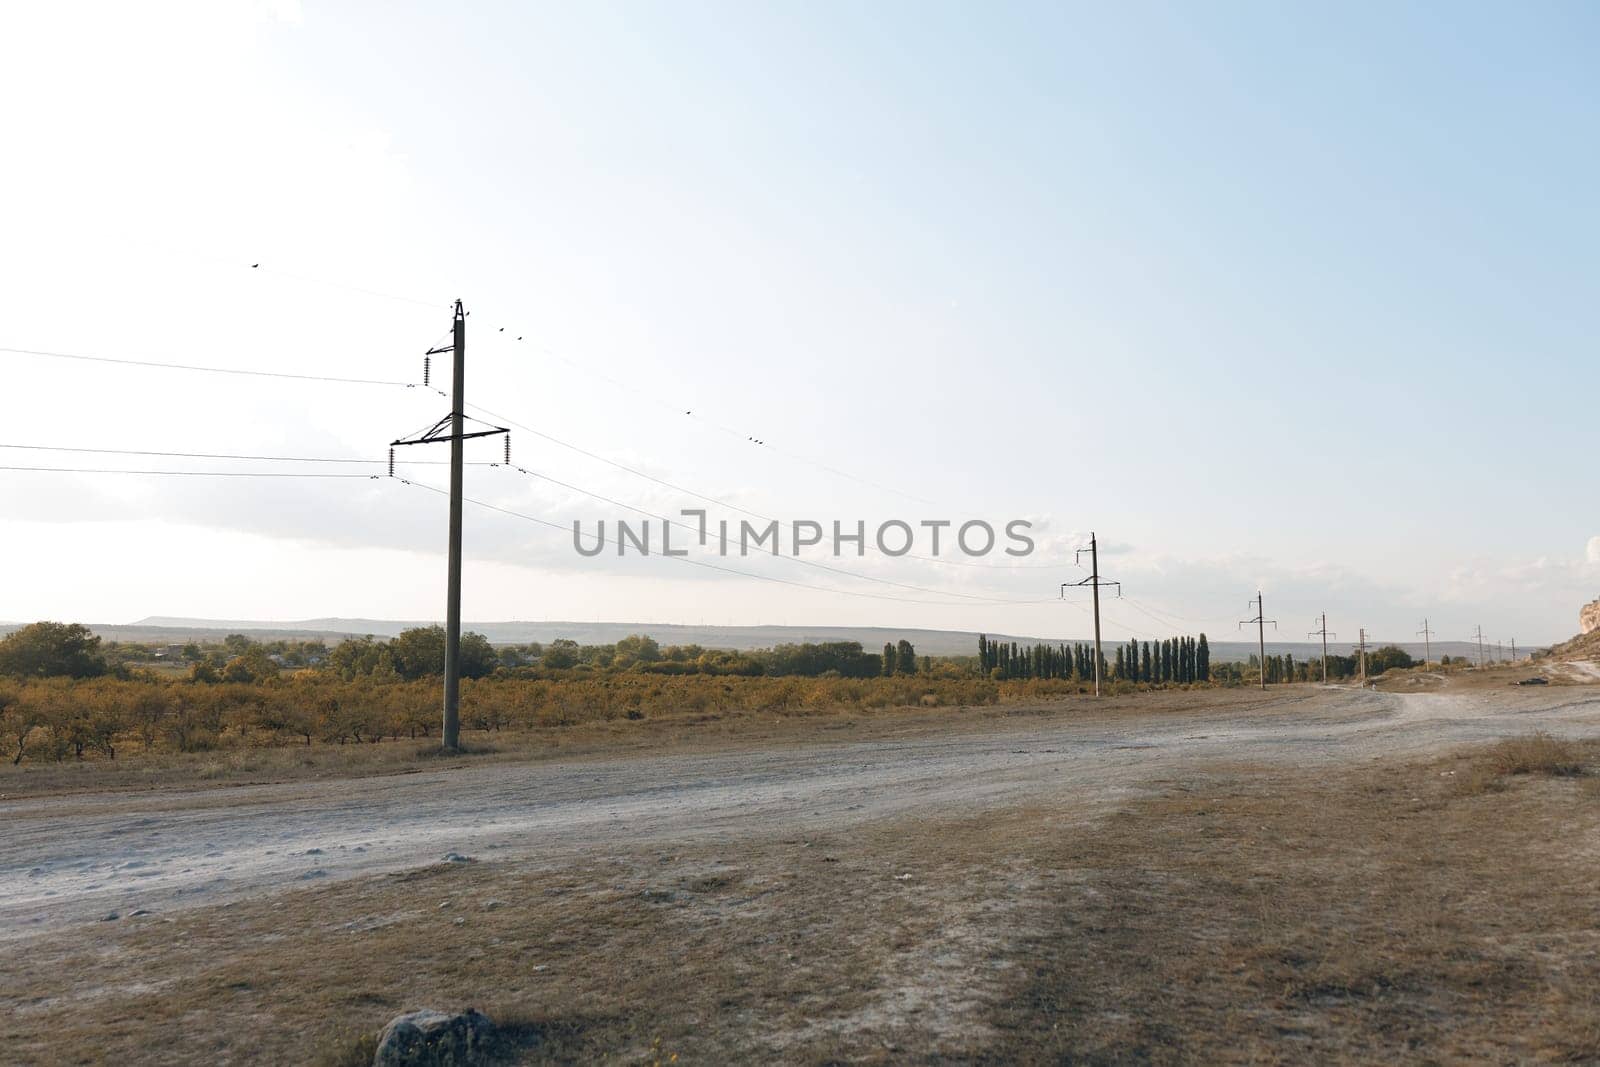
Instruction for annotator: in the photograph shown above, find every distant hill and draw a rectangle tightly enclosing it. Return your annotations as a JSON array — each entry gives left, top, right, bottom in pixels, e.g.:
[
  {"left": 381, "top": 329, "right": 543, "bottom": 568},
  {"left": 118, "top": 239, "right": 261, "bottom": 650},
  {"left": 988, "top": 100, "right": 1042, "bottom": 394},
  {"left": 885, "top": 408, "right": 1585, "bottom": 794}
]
[{"left": 0, "top": 616, "right": 1531, "bottom": 664}]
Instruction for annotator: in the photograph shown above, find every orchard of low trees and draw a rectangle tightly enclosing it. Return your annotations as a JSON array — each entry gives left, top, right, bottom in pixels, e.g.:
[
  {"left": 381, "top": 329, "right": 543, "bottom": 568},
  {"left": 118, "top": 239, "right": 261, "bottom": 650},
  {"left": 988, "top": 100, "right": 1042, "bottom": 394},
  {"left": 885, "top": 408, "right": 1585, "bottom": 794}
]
[{"left": 0, "top": 619, "right": 1434, "bottom": 766}]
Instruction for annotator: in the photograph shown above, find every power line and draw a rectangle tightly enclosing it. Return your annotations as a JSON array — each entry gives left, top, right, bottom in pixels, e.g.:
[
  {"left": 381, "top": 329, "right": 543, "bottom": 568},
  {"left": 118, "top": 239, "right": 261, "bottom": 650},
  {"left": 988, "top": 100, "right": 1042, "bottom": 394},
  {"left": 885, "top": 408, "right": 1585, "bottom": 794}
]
[
  {"left": 1120, "top": 596, "right": 1239, "bottom": 627},
  {"left": 0, "top": 443, "right": 493, "bottom": 466},
  {"left": 0, "top": 464, "right": 379, "bottom": 479},
  {"left": 2, "top": 345, "right": 420, "bottom": 388},
  {"left": 465, "top": 398, "right": 1065, "bottom": 571},
  {"left": 8, "top": 341, "right": 1058, "bottom": 574},
  {"left": 394, "top": 476, "right": 1058, "bottom": 609},
  {"left": 244, "top": 261, "right": 449, "bottom": 311},
  {"left": 492, "top": 461, "right": 1048, "bottom": 605},
  {"left": 474, "top": 319, "right": 942, "bottom": 509},
  {"left": 2, "top": 437, "right": 1062, "bottom": 607}
]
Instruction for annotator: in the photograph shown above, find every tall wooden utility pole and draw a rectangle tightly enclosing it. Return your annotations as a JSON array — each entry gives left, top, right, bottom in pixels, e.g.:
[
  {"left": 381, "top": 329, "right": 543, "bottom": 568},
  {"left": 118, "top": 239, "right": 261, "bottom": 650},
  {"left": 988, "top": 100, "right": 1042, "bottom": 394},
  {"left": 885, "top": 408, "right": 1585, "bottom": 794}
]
[
  {"left": 1240, "top": 592, "right": 1276, "bottom": 690},
  {"left": 1061, "top": 531, "right": 1121, "bottom": 697},
  {"left": 1309, "top": 614, "right": 1335, "bottom": 684},
  {"left": 388, "top": 300, "right": 507, "bottom": 751},
  {"left": 1417, "top": 619, "right": 1433, "bottom": 667},
  {"left": 442, "top": 302, "right": 466, "bottom": 750},
  {"left": 1357, "top": 628, "right": 1369, "bottom": 685}
]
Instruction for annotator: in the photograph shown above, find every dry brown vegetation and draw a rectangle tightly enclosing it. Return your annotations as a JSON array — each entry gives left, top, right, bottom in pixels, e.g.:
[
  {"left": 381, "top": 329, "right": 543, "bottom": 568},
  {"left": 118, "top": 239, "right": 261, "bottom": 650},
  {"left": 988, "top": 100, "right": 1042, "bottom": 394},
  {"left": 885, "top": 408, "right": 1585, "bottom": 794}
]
[
  {"left": 7, "top": 731, "right": 1600, "bottom": 1065},
  {"left": 0, "top": 673, "right": 1111, "bottom": 767},
  {"left": 0, "top": 679, "right": 1222, "bottom": 799}
]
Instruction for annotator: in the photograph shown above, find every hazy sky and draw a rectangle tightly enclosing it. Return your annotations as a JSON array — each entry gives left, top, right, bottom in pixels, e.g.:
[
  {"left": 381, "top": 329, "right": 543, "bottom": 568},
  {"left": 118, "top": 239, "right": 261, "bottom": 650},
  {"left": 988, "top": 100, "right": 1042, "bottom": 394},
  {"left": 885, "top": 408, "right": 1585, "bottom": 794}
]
[{"left": 2, "top": 1, "right": 1596, "bottom": 644}]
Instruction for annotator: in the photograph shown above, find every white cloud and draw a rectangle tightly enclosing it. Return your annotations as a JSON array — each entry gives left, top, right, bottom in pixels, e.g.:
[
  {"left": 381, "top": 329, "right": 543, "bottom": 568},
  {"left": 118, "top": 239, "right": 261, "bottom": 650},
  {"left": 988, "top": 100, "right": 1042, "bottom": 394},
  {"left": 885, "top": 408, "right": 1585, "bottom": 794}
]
[{"left": 1587, "top": 536, "right": 1600, "bottom": 564}]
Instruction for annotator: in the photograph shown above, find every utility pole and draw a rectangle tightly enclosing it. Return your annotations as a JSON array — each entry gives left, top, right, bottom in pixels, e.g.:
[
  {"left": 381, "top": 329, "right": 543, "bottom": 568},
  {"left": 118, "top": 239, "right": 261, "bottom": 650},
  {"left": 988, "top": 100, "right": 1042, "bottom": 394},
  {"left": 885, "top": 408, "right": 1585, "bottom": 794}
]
[
  {"left": 1417, "top": 618, "right": 1433, "bottom": 667},
  {"left": 1239, "top": 592, "right": 1277, "bottom": 689},
  {"left": 1309, "top": 613, "right": 1336, "bottom": 684},
  {"left": 1511, "top": 638, "right": 1517, "bottom": 662},
  {"left": 388, "top": 300, "right": 507, "bottom": 751},
  {"left": 1472, "top": 625, "right": 1485, "bottom": 669},
  {"left": 1357, "top": 628, "right": 1369, "bottom": 685},
  {"left": 1060, "top": 531, "right": 1121, "bottom": 697}
]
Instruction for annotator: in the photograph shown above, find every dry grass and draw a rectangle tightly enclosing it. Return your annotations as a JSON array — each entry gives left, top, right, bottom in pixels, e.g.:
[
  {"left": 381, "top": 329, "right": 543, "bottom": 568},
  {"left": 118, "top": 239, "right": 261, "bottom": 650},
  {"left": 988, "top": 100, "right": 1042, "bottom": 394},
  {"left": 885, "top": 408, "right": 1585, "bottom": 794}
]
[
  {"left": 8, "top": 735, "right": 1600, "bottom": 1064},
  {"left": 0, "top": 686, "right": 1305, "bottom": 799},
  {"left": 1485, "top": 731, "right": 1586, "bottom": 777},
  {"left": 989, "top": 742, "right": 1600, "bottom": 1064}
]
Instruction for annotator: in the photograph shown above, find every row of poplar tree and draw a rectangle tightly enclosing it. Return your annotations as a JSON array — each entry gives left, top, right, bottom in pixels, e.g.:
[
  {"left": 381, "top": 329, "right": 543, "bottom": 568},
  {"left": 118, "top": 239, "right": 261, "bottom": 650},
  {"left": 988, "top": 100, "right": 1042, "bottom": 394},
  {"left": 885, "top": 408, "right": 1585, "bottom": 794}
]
[{"left": 978, "top": 633, "right": 1212, "bottom": 684}]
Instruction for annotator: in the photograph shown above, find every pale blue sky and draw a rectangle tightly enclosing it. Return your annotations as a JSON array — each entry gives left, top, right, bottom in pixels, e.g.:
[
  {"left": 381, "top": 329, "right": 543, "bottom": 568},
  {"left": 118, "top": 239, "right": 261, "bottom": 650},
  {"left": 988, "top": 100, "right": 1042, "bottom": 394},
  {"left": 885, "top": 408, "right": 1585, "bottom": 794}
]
[{"left": 1, "top": 1, "right": 1595, "bottom": 643}]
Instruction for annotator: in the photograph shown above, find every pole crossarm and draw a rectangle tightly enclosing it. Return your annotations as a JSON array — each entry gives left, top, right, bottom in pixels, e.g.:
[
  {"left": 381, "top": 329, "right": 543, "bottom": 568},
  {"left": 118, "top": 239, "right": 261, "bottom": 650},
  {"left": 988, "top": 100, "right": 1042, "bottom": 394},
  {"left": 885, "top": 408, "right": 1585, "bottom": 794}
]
[{"left": 391, "top": 414, "right": 508, "bottom": 448}]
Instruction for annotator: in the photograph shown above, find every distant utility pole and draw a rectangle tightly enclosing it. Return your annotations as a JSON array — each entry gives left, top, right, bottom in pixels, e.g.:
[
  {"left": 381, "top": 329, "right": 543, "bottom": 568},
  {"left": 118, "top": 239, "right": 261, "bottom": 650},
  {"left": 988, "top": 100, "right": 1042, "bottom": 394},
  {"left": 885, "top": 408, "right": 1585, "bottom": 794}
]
[
  {"left": 1309, "top": 613, "right": 1336, "bottom": 684},
  {"left": 1060, "top": 531, "right": 1121, "bottom": 697},
  {"left": 1511, "top": 639, "right": 1517, "bottom": 662},
  {"left": 1417, "top": 618, "right": 1433, "bottom": 666},
  {"left": 387, "top": 300, "right": 507, "bottom": 751},
  {"left": 1357, "top": 628, "right": 1370, "bottom": 685},
  {"left": 1239, "top": 592, "right": 1277, "bottom": 690},
  {"left": 1472, "top": 625, "right": 1486, "bottom": 669},
  {"left": 1496, "top": 640, "right": 1504, "bottom": 663}
]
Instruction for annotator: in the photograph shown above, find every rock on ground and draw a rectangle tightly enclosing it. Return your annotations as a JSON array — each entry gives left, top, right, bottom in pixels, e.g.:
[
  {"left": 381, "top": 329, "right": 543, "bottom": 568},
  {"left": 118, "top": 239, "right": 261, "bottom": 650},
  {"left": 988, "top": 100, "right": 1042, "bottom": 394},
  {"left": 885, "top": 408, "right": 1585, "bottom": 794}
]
[{"left": 373, "top": 1008, "right": 496, "bottom": 1066}]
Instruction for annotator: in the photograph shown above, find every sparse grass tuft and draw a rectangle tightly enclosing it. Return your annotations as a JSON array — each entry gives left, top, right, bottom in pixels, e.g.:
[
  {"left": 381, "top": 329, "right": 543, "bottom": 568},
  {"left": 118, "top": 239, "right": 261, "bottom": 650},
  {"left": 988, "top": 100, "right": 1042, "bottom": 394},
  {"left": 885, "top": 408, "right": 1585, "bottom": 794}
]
[
  {"left": 308, "top": 1030, "right": 375, "bottom": 1067},
  {"left": 1486, "top": 731, "right": 1586, "bottom": 777}
]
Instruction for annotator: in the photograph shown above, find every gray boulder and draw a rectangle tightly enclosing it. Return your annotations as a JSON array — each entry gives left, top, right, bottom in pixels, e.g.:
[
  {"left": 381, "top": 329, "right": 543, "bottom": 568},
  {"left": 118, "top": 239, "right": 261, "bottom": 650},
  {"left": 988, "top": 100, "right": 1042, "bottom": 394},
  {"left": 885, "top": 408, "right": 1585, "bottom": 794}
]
[{"left": 373, "top": 1008, "right": 496, "bottom": 1066}]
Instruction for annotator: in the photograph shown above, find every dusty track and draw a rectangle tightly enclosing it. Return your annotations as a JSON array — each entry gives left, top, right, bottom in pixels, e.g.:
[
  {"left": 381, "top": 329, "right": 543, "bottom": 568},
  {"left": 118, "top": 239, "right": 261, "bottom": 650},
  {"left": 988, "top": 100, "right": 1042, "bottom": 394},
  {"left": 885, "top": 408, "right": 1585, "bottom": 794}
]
[{"left": 6, "top": 685, "right": 1600, "bottom": 940}]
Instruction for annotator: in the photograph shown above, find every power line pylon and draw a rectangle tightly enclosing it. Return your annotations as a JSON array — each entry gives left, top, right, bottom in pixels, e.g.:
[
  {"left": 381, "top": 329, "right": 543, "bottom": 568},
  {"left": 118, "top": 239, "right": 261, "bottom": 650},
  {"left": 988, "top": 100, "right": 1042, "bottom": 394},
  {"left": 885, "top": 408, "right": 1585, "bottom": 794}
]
[
  {"left": 1239, "top": 591, "right": 1277, "bottom": 690},
  {"left": 1060, "top": 531, "right": 1120, "bottom": 697},
  {"left": 387, "top": 300, "right": 507, "bottom": 751},
  {"left": 1309, "top": 613, "right": 1336, "bottom": 684},
  {"left": 1417, "top": 618, "right": 1433, "bottom": 667},
  {"left": 1471, "top": 625, "right": 1486, "bottom": 669}
]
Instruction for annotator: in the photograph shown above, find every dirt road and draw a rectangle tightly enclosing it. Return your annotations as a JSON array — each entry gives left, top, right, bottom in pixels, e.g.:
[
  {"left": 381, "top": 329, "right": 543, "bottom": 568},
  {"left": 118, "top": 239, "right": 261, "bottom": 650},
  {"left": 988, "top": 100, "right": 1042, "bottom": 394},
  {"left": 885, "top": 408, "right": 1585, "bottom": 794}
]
[{"left": 8, "top": 684, "right": 1600, "bottom": 942}]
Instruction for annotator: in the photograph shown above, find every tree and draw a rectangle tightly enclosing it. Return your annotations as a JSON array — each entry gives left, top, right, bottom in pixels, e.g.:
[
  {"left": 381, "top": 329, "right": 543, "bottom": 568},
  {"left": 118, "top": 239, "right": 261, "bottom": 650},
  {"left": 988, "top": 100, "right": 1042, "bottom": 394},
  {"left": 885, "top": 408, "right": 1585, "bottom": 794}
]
[
  {"left": 221, "top": 646, "right": 279, "bottom": 685},
  {"left": 895, "top": 640, "right": 917, "bottom": 675},
  {"left": 1367, "top": 645, "right": 1415, "bottom": 676},
  {"left": 883, "top": 642, "right": 896, "bottom": 677},
  {"left": 612, "top": 634, "right": 662, "bottom": 668},
  {"left": 390, "top": 626, "right": 447, "bottom": 679},
  {"left": 541, "top": 638, "right": 581, "bottom": 670},
  {"left": 459, "top": 632, "right": 498, "bottom": 679},
  {"left": 326, "top": 636, "right": 396, "bottom": 680},
  {"left": 1197, "top": 634, "right": 1211, "bottom": 682},
  {"left": 0, "top": 622, "right": 107, "bottom": 679},
  {"left": 223, "top": 633, "right": 257, "bottom": 657}
]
